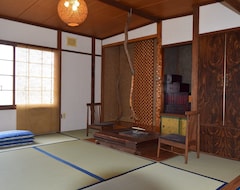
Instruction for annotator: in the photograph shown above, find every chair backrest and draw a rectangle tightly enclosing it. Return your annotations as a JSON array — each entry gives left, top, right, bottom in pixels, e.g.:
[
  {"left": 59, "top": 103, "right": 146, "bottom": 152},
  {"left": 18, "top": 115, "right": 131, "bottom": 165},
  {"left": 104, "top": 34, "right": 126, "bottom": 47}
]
[
  {"left": 87, "top": 103, "right": 102, "bottom": 125},
  {"left": 185, "top": 111, "right": 200, "bottom": 148}
]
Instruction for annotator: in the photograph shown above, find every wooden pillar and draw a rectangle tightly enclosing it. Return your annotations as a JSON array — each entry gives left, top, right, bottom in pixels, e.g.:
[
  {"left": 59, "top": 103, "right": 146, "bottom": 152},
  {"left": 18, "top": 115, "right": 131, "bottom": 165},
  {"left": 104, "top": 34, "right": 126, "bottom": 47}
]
[
  {"left": 191, "top": 5, "right": 199, "bottom": 111},
  {"left": 91, "top": 38, "right": 96, "bottom": 122},
  {"left": 155, "top": 21, "right": 164, "bottom": 132},
  {"left": 91, "top": 37, "right": 96, "bottom": 104},
  {"left": 57, "top": 30, "right": 62, "bottom": 132}
]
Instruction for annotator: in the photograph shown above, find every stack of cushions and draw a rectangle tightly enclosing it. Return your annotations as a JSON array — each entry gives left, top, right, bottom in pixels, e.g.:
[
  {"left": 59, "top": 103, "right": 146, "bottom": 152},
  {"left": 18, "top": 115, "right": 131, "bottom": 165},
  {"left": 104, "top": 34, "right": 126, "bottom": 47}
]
[{"left": 0, "top": 130, "right": 34, "bottom": 148}]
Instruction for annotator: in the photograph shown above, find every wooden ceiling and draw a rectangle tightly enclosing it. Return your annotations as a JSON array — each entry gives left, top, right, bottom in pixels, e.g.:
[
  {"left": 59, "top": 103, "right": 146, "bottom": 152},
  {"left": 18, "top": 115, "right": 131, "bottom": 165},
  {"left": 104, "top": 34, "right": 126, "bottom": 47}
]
[{"left": 0, "top": 0, "right": 239, "bottom": 39}]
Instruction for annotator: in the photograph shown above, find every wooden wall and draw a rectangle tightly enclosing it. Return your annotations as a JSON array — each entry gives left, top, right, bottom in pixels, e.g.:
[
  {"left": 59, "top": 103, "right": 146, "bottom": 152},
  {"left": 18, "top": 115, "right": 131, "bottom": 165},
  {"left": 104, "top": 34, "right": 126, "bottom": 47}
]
[{"left": 102, "top": 39, "right": 161, "bottom": 131}]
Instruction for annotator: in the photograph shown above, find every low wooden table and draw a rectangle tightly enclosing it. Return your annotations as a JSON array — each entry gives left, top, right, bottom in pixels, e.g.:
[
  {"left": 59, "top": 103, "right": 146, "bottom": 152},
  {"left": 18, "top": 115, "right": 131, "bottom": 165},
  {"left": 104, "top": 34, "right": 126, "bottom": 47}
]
[{"left": 94, "top": 128, "right": 159, "bottom": 155}]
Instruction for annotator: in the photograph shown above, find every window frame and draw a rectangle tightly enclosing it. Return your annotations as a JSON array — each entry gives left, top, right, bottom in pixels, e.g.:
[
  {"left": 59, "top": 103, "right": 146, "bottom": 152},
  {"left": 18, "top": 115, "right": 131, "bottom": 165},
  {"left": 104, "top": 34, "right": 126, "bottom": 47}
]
[{"left": 0, "top": 41, "right": 58, "bottom": 110}]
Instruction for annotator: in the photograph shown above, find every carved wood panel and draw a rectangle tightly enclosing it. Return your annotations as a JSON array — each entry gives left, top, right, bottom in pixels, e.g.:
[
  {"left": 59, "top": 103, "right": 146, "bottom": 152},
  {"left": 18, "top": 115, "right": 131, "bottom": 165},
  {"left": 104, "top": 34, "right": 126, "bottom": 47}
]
[
  {"left": 198, "top": 30, "right": 240, "bottom": 160},
  {"left": 225, "top": 30, "right": 240, "bottom": 128},
  {"left": 198, "top": 33, "right": 224, "bottom": 126}
]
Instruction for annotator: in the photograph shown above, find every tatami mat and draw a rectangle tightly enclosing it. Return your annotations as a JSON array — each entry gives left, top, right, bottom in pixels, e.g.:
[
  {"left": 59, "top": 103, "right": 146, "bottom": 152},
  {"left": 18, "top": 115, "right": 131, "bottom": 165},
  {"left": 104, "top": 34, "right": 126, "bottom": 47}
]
[
  {"left": 0, "top": 148, "right": 99, "bottom": 190},
  {"left": 34, "top": 133, "right": 77, "bottom": 144},
  {"left": 0, "top": 132, "right": 77, "bottom": 153},
  {"left": 161, "top": 152, "right": 240, "bottom": 183},
  {"left": 37, "top": 140, "right": 154, "bottom": 179},
  {"left": 0, "top": 132, "right": 239, "bottom": 190},
  {"left": 81, "top": 162, "right": 225, "bottom": 190},
  {"left": 62, "top": 129, "right": 96, "bottom": 139}
]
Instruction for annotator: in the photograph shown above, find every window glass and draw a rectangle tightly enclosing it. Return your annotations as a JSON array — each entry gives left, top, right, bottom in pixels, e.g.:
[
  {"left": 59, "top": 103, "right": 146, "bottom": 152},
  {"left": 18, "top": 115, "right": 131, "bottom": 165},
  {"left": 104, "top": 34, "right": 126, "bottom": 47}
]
[
  {"left": 0, "top": 45, "right": 13, "bottom": 60},
  {"left": 0, "top": 76, "right": 13, "bottom": 90},
  {"left": 0, "top": 44, "right": 56, "bottom": 107},
  {"left": 15, "top": 47, "right": 55, "bottom": 105},
  {"left": 0, "top": 91, "right": 13, "bottom": 105},
  {"left": 0, "top": 44, "right": 14, "bottom": 106},
  {"left": 0, "top": 60, "right": 13, "bottom": 75}
]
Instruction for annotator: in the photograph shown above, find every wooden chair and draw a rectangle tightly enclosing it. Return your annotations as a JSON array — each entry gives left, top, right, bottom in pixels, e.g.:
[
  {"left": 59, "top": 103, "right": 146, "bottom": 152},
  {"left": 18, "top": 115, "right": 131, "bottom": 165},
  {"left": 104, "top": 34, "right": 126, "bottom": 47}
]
[
  {"left": 157, "top": 111, "right": 200, "bottom": 164},
  {"left": 86, "top": 103, "right": 115, "bottom": 136}
]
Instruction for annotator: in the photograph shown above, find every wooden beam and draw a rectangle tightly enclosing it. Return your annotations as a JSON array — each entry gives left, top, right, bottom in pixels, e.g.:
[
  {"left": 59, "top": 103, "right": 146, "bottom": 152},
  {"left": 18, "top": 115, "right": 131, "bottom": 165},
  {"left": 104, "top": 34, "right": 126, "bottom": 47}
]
[
  {"left": 219, "top": 0, "right": 240, "bottom": 13},
  {"left": 191, "top": 4, "right": 199, "bottom": 111},
  {"left": 98, "top": 0, "right": 160, "bottom": 22}
]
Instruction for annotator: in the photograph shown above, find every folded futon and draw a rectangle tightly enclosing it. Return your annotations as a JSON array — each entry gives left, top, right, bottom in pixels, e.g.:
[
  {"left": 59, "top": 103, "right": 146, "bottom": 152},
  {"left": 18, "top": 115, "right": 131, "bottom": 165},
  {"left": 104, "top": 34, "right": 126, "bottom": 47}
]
[{"left": 0, "top": 130, "right": 34, "bottom": 148}]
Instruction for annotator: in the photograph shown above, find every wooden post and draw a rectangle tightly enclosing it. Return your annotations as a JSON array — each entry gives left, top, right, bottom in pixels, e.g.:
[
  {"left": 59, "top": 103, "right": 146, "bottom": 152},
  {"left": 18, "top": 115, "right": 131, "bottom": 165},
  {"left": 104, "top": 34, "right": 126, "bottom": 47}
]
[
  {"left": 91, "top": 37, "right": 96, "bottom": 122},
  {"left": 191, "top": 5, "right": 199, "bottom": 111},
  {"left": 155, "top": 21, "right": 164, "bottom": 132}
]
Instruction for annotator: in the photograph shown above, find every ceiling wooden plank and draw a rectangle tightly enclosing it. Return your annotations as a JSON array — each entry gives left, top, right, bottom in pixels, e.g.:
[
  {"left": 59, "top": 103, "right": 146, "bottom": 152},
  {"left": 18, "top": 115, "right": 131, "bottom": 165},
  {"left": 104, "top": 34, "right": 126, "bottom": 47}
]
[
  {"left": 0, "top": 0, "right": 225, "bottom": 39},
  {"left": 0, "top": 0, "right": 39, "bottom": 17},
  {"left": 19, "top": 0, "right": 58, "bottom": 23}
]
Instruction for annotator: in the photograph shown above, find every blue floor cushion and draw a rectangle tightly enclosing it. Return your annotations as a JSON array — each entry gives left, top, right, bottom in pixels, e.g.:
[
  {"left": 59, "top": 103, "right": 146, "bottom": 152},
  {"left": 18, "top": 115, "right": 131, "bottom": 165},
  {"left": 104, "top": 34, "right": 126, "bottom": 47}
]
[{"left": 0, "top": 130, "right": 34, "bottom": 148}]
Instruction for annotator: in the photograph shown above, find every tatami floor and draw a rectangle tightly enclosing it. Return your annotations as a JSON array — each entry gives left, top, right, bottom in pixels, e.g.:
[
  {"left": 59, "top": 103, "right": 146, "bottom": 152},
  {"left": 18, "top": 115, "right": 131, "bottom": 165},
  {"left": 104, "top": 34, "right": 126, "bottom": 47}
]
[{"left": 0, "top": 129, "right": 239, "bottom": 190}]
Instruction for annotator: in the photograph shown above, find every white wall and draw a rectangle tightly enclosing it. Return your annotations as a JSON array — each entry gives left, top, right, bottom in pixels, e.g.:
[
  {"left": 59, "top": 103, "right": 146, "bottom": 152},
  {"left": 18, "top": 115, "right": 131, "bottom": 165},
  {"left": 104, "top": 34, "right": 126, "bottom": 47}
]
[
  {"left": 102, "top": 23, "right": 157, "bottom": 45},
  {"left": 162, "top": 15, "right": 193, "bottom": 45},
  {"left": 61, "top": 51, "right": 92, "bottom": 131},
  {"left": 200, "top": 3, "right": 240, "bottom": 34},
  {"left": 95, "top": 39, "right": 102, "bottom": 103},
  {"left": 95, "top": 56, "right": 102, "bottom": 103},
  {"left": 62, "top": 32, "right": 92, "bottom": 53},
  {"left": 95, "top": 39, "right": 102, "bottom": 55},
  {"left": 60, "top": 53, "right": 101, "bottom": 131},
  {"left": 0, "top": 19, "right": 101, "bottom": 132},
  {"left": 0, "top": 110, "right": 16, "bottom": 131},
  {"left": 103, "top": 16, "right": 193, "bottom": 46},
  {"left": 0, "top": 19, "right": 57, "bottom": 48},
  {"left": 102, "top": 18, "right": 193, "bottom": 46},
  {"left": 60, "top": 32, "right": 101, "bottom": 131}
]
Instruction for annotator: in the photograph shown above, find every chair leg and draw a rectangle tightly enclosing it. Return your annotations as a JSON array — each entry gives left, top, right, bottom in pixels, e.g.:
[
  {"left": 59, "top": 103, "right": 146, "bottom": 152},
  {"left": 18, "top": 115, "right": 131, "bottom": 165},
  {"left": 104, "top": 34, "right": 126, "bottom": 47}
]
[
  {"left": 185, "top": 147, "right": 188, "bottom": 164},
  {"left": 157, "top": 138, "right": 161, "bottom": 158},
  {"left": 86, "top": 127, "right": 89, "bottom": 136},
  {"left": 197, "top": 145, "right": 200, "bottom": 159},
  {"left": 197, "top": 137, "right": 200, "bottom": 159},
  {"left": 197, "top": 113, "right": 200, "bottom": 159}
]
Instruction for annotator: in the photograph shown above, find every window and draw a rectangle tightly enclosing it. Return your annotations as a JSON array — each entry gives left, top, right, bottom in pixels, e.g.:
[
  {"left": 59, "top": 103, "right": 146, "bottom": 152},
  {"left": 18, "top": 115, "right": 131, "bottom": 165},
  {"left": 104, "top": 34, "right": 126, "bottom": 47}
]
[
  {"left": 0, "top": 43, "right": 57, "bottom": 107},
  {"left": 0, "top": 44, "right": 14, "bottom": 106},
  {"left": 15, "top": 47, "right": 55, "bottom": 105}
]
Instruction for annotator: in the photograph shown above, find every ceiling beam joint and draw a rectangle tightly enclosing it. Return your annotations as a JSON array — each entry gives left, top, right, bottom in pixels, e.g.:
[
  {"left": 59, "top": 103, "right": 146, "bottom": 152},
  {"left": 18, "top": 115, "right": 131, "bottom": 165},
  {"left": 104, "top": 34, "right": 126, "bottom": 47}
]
[
  {"left": 98, "top": 0, "right": 160, "bottom": 22},
  {"left": 218, "top": 0, "right": 240, "bottom": 13}
]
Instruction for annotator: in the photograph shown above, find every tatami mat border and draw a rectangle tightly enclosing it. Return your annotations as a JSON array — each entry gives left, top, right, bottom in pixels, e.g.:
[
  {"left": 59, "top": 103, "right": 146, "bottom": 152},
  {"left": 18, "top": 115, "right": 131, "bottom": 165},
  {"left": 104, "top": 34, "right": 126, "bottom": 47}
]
[
  {"left": 34, "top": 146, "right": 157, "bottom": 190},
  {"left": 159, "top": 162, "right": 228, "bottom": 189},
  {"left": 78, "top": 162, "right": 157, "bottom": 190},
  {"left": 216, "top": 183, "right": 228, "bottom": 190},
  {"left": 34, "top": 147, "right": 104, "bottom": 181},
  {"left": 34, "top": 145, "right": 157, "bottom": 190},
  {"left": 60, "top": 133, "right": 81, "bottom": 140}
]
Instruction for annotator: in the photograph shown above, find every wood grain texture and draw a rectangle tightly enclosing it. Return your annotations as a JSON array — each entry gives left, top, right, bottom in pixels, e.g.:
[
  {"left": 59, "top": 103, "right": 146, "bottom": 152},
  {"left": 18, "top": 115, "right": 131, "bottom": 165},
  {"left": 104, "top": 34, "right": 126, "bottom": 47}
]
[{"left": 198, "top": 30, "right": 240, "bottom": 160}]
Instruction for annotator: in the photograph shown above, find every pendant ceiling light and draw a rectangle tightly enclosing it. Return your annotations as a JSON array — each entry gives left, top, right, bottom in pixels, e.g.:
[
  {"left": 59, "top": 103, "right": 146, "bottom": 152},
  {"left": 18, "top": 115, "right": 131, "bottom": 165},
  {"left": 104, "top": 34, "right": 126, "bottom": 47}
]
[{"left": 57, "top": 0, "right": 88, "bottom": 27}]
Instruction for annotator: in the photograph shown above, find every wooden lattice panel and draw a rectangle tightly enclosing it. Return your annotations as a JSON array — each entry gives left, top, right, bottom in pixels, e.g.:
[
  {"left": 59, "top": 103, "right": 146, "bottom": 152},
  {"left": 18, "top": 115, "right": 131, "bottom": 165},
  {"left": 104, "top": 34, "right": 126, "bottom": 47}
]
[{"left": 132, "top": 39, "right": 154, "bottom": 131}]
